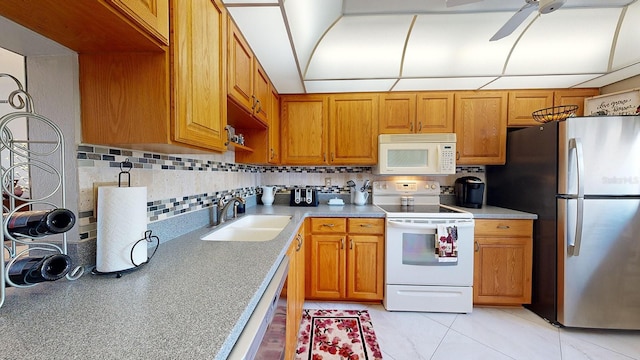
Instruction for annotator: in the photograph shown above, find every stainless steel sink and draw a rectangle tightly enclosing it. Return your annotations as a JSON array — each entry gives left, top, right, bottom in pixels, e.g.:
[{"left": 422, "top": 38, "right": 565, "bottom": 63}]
[{"left": 200, "top": 215, "right": 292, "bottom": 242}]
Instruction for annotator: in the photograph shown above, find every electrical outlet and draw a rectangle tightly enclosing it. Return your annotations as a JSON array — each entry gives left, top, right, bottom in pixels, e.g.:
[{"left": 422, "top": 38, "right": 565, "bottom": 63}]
[
  {"left": 325, "top": 177, "right": 332, "bottom": 187},
  {"left": 93, "top": 182, "right": 119, "bottom": 216}
]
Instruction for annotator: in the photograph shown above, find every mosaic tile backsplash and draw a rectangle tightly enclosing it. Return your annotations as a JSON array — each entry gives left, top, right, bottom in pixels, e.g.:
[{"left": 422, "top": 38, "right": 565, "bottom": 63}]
[{"left": 76, "top": 144, "right": 484, "bottom": 246}]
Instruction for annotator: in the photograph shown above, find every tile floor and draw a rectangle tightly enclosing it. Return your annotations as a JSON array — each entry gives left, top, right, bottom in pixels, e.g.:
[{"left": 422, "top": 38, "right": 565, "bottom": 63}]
[{"left": 303, "top": 301, "right": 640, "bottom": 360}]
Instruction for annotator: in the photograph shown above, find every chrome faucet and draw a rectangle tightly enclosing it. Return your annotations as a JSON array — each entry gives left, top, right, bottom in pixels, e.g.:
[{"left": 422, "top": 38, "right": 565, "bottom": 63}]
[{"left": 216, "top": 196, "right": 246, "bottom": 225}]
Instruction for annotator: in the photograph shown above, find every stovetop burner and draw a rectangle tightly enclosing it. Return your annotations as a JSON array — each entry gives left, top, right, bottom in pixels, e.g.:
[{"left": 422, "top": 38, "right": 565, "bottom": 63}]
[
  {"left": 372, "top": 180, "right": 473, "bottom": 219},
  {"left": 376, "top": 205, "right": 461, "bottom": 214}
]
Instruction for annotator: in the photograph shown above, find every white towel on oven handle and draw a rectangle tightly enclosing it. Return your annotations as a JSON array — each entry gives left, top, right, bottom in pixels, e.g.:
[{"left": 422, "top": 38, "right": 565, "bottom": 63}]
[{"left": 436, "top": 224, "right": 458, "bottom": 263}]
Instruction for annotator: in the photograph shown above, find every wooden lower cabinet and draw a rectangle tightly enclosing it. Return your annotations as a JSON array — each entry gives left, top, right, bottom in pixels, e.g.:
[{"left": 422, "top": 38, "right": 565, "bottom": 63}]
[
  {"left": 285, "top": 223, "right": 305, "bottom": 360},
  {"left": 306, "top": 217, "right": 384, "bottom": 301},
  {"left": 473, "top": 219, "right": 533, "bottom": 305}
]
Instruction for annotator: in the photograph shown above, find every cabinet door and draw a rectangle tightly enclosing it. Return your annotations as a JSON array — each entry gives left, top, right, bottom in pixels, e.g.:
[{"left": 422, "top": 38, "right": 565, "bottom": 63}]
[
  {"left": 268, "top": 88, "right": 280, "bottom": 164},
  {"left": 253, "top": 62, "right": 270, "bottom": 124},
  {"left": 307, "top": 234, "right": 345, "bottom": 299},
  {"left": 281, "top": 95, "right": 329, "bottom": 165},
  {"left": 329, "top": 94, "right": 379, "bottom": 165},
  {"left": 107, "top": 0, "right": 169, "bottom": 45},
  {"left": 347, "top": 235, "right": 384, "bottom": 300},
  {"left": 473, "top": 237, "right": 532, "bottom": 305},
  {"left": 379, "top": 93, "right": 416, "bottom": 134},
  {"left": 508, "top": 90, "right": 554, "bottom": 127},
  {"left": 227, "top": 17, "right": 254, "bottom": 111},
  {"left": 171, "top": 0, "right": 226, "bottom": 151},
  {"left": 416, "top": 92, "right": 454, "bottom": 133},
  {"left": 285, "top": 225, "right": 305, "bottom": 360},
  {"left": 554, "top": 89, "right": 599, "bottom": 117},
  {"left": 454, "top": 91, "right": 507, "bottom": 165}
]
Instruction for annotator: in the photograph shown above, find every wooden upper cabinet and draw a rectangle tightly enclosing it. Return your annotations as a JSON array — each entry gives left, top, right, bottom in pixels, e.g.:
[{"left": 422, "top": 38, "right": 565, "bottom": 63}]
[
  {"left": 454, "top": 91, "right": 508, "bottom": 165},
  {"left": 416, "top": 92, "right": 454, "bottom": 133},
  {"left": 79, "top": 0, "right": 227, "bottom": 153},
  {"left": 379, "top": 93, "right": 416, "bottom": 133},
  {"left": 170, "top": 0, "right": 227, "bottom": 151},
  {"left": 228, "top": 19, "right": 254, "bottom": 111},
  {"left": 379, "top": 92, "right": 453, "bottom": 134},
  {"left": 281, "top": 95, "right": 329, "bottom": 165},
  {"left": 329, "top": 94, "right": 379, "bottom": 165},
  {"left": 227, "top": 17, "right": 270, "bottom": 126},
  {"left": 554, "top": 88, "right": 600, "bottom": 117},
  {"left": 269, "top": 88, "right": 281, "bottom": 164},
  {"left": 508, "top": 90, "right": 554, "bottom": 127},
  {"left": 0, "top": 0, "right": 167, "bottom": 52},
  {"left": 253, "top": 63, "right": 271, "bottom": 124},
  {"left": 106, "top": 0, "right": 169, "bottom": 45}
]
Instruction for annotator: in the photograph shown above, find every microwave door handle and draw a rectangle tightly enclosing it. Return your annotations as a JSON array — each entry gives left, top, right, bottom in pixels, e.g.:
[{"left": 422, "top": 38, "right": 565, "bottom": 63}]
[{"left": 387, "top": 220, "right": 437, "bottom": 230}]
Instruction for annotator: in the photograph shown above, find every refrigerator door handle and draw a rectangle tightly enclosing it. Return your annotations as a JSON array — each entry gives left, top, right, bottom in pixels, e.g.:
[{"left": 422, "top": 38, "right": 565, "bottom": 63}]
[
  {"left": 568, "top": 138, "right": 584, "bottom": 256},
  {"left": 568, "top": 138, "right": 585, "bottom": 198}
]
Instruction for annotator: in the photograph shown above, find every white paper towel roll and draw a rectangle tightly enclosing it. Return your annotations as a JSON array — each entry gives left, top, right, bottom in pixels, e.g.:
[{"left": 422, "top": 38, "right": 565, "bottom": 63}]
[{"left": 96, "top": 186, "right": 147, "bottom": 273}]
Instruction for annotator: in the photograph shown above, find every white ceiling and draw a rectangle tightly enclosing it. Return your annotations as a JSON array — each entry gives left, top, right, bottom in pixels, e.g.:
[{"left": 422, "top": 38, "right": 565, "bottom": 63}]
[{"left": 223, "top": 0, "right": 640, "bottom": 94}]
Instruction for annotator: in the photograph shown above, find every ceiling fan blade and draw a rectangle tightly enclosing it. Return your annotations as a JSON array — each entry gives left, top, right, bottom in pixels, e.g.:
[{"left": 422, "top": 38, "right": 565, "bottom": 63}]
[
  {"left": 489, "top": 2, "right": 537, "bottom": 41},
  {"left": 446, "top": 0, "right": 483, "bottom": 7}
]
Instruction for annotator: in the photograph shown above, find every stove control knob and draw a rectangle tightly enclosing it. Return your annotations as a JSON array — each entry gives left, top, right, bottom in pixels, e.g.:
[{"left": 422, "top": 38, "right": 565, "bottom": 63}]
[{"left": 431, "top": 184, "right": 436, "bottom": 189}]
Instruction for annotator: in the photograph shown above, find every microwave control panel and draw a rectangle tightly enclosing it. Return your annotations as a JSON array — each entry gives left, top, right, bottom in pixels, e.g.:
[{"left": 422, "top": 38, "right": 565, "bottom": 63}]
[{"left": 440, "top": 144, "right": 456, "bottom": 172}]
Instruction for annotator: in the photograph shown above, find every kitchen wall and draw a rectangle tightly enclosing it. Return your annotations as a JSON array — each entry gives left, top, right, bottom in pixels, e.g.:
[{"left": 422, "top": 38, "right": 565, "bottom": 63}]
[{"left": 74, "top": 143, "right": 484, "bottom": 267}]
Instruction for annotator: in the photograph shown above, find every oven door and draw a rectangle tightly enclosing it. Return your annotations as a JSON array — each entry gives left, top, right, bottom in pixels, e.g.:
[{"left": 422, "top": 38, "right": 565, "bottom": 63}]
[{"left": 386, "top": 218, "right": 474, "bottom": 286}]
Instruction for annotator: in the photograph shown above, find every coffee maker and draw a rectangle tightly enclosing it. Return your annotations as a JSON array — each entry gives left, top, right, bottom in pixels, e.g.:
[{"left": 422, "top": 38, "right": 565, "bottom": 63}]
[{"left": 454, "top": 176, "right": 485, "bottom": 208}]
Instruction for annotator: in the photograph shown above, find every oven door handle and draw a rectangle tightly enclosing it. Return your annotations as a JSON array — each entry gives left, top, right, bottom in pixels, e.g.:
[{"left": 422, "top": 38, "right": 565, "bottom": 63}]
[{"left": 387, "top": 220, "right": 438, "bottom": 230}]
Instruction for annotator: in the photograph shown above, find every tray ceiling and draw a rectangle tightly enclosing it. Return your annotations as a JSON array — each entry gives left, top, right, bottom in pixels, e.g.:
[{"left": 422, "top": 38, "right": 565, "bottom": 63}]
[{"left": 223, "top": 0, "right": 640, "bottom": 93}]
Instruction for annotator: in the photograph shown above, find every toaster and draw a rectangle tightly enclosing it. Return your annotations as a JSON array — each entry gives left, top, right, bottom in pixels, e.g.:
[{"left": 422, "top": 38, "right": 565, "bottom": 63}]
[{"left": 289, "top": 188, "right": 319, "bottom": 207}]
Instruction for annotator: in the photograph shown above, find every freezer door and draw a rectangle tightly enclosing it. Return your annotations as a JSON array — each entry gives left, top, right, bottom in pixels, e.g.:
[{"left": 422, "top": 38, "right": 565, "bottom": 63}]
[
  {"left": 558, "top": 197, "right": 640, "bottom": 329},
  {"left": 559, "top": 116, "right": 640, "bottom": 196}
]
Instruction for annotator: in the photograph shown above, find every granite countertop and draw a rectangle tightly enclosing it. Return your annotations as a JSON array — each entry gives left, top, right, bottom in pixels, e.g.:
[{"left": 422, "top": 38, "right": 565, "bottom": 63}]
[
  {"left": 0, "top": 204, "right": 384, "bottom": 360},
  {"left": 448, "top": 204, "right": 538, "bottom": 220}
]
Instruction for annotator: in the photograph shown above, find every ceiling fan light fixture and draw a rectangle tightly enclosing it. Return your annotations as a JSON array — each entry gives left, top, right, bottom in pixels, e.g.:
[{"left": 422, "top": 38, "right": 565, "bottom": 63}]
[{"left": 538, "top": 0, "right": 566, "bottom": 14}]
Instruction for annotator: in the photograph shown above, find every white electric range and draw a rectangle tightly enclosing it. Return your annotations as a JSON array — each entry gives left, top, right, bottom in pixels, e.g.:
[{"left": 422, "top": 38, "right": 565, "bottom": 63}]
[{"left": 373, "top": 180, "right": 475, "bottom": 313}]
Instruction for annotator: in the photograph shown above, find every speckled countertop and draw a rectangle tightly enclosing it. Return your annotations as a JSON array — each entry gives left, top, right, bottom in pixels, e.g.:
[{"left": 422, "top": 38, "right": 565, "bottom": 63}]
[
  {"left": 0, "top": 204, "right": 384, "bottom": 360},
  {"left": 0, "top": 203, "right": 535, "bottom": 359},
  {"left": 447, "top": 204, "right": 538, "bottom": 220}
]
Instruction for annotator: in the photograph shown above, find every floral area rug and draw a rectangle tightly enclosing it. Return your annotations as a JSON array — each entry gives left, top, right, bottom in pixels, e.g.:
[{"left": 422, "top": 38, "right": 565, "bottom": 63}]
[{"left": 295, "top": 309, "right": 383, "bottom": 360}]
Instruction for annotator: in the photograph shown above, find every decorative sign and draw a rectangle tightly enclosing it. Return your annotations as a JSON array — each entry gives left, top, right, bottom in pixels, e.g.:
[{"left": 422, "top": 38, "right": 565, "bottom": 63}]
[{"left": 584, "top": 88, "right": 640, "bottom": 116}]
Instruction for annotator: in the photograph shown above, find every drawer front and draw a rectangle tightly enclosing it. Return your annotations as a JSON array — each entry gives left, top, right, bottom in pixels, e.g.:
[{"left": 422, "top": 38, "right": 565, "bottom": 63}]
[
  {"left": 475, "top": 219, "right": 532, "bottom": 237},
  {"left": 348, "top": 218, "right": 384, "bottom": 234},
  {"left": 311, "top": 218, "right": 347, "bottom": 233}
]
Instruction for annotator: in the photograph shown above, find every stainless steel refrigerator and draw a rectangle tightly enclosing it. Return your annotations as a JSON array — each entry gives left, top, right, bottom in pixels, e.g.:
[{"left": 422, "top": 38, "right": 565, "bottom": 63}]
[{"left": 487, "top": 115, "right": 640, "bottom": 330}]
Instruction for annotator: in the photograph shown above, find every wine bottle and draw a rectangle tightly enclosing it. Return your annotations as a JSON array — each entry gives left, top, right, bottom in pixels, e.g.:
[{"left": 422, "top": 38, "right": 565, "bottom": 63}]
[
  {"left": 6, "top": 254, "right": 73, "bottom": 286},
  {"left": 3, "top": 208, "right": 76, "bottom": 237}
]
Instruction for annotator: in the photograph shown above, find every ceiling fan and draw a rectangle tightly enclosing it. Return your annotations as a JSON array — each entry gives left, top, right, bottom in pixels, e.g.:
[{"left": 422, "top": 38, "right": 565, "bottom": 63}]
[{"left": 445, "top": 0, "right": 567, "bottom": 41}]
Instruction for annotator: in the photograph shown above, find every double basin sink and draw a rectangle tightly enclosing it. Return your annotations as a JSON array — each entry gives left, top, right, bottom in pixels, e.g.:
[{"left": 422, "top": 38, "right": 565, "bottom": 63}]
[{"left": 200, "top": 215, "right": 292, "bottom": 242}]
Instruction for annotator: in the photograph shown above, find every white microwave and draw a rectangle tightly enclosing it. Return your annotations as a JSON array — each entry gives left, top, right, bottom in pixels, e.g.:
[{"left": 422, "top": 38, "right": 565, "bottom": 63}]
[{"left": 374, "top": 133, "right": 457, "bottom": 175}]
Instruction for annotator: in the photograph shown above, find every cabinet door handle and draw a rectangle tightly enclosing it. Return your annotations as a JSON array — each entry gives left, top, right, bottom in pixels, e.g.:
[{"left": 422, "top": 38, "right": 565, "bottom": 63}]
[
  {"left": 270, "top": 148, "right": 275, "bottom": 160},
  {"left": 323, "top": 153, "right": 327, "bottom": 162},
  {"left": 359, "top": 223, "right": 373, "bottom": 228},
  {"left": 350, "top": 238, "right": 353, "bottom": 249},
  {"left": 251, "top": 95, "right": 257, "bottom": 110},
  {"left": 331, "top": 152, "right": 334, "bottom": 162},
  {"left": 255, "top": 99, "right": 262, "bottom": 114},
  {"left": 410, "top": 122, "right": 414, "bottom": 132},
  {"left": 497, "top": 225, "right": 511, "bottom": 229},
  {"left": 418, "top": 121, "right": 423, "bottom": 131},
  {"left": 341, "top": 238, "right": 345, "bottom": 249},
  {"left": 456, "top": 151, "right": 460, "bottom": 160},
  {"left": 321, "top": 223, "right": 335, "bottom": 228},
  {"left": 475, "top": 241, "right": 479, "bottom": 252},
  {"left": 296, "top": 234, "right": 303, "bottom": 251}
]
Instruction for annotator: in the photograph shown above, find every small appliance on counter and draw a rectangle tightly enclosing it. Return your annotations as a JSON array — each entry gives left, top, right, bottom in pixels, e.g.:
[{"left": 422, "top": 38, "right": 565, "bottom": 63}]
[
  {"left": 454, "top": 176, "right": 485, "bottom": 208},
  {"left": 289, "top": 187, "right": 319, "bottom": 207}
]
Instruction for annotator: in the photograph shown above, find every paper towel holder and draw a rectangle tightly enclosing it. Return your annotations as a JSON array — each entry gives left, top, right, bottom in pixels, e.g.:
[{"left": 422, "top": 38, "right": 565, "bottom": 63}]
[
  {"left": 118, "top": 159, "right": 132, "bottom": 187},
  {"left": 91, "top": 159, "right": 160, "bottom": 278}
]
